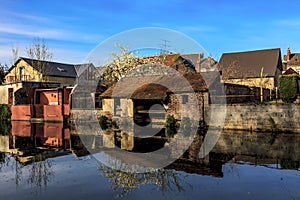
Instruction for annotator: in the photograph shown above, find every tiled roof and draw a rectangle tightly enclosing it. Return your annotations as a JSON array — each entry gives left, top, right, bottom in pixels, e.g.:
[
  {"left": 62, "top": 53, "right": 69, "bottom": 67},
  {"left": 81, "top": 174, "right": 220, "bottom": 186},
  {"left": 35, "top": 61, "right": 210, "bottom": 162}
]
[
  {"left": 101, "top": 72, "right": 208, "bottom": 99},
  {"left": 219, "top": 48, "right": 283, "bottom": 79},
  {"left": 285, "top": 53, "right": 300, "bottom": 66}
]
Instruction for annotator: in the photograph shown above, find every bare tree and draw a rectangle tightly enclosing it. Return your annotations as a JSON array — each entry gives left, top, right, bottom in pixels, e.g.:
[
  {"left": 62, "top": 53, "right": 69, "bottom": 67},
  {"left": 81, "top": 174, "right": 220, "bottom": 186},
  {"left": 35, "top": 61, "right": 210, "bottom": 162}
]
[
  {"left": 97, "top": 160, "right": 189, "bottom": 198},
  {"left": 10, "top": 44, "right": 19, "bottom": 82},
  {"left": 0, "top": 63, "right": 9, "bottom": 84},
  {"left": 11, "top": 44, "right": 19, "bottom": 64},
  {"left": 26, "top": 37, "right": 53, "bottom": 81}
]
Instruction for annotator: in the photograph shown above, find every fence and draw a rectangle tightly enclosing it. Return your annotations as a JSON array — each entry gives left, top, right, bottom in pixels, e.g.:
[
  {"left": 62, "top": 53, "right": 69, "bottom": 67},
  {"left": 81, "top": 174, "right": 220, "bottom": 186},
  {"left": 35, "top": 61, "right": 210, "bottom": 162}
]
[{"left": 211, "top": 92, "right": 300, "bottom": 104}]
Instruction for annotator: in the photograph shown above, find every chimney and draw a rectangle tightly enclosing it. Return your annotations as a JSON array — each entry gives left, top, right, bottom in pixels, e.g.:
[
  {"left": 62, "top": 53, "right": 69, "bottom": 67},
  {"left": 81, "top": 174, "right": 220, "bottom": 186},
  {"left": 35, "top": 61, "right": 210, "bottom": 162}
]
[
  {"left": 207, "top": 56, "right": 211, "bottom": 68},
  {"left": 287, "top": 46, "right": 291, "bottom": 61},
  {"left": 196, "top": 53, "right": 201, "bottom": 73}
]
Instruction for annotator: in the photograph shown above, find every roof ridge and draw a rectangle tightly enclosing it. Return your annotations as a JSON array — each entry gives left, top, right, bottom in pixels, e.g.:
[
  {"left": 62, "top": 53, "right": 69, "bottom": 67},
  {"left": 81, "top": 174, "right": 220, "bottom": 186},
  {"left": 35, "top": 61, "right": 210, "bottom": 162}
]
[
  {"left": 20, "top": 57, "right": 80, "bottom": 66},
  {"left": 222, "top": 48, "right": 280, "bottom": 55}
]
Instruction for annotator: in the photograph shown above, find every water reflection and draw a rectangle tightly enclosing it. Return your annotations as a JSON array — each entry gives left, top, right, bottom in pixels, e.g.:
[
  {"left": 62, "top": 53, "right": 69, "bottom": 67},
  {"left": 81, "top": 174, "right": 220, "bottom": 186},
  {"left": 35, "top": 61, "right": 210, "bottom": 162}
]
[
  {"left": 0, "top": 122, "right": 300, "bottom": 198},
  {"left": 80, "top": 128, "right": 300, "bottom": 197},
  {"left": 0, "top": 121, "right": 71, "bottom": 192},
  {"left": 97, "top": 161, "right": 191, "bottom": 198}
]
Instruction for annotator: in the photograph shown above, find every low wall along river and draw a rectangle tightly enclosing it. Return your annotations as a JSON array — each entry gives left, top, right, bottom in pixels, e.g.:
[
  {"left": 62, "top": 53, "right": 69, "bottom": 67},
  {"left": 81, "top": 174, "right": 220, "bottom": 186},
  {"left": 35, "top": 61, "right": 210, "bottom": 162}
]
[{"left": 205, "top": 104, "right": 300, "bottom": 132}]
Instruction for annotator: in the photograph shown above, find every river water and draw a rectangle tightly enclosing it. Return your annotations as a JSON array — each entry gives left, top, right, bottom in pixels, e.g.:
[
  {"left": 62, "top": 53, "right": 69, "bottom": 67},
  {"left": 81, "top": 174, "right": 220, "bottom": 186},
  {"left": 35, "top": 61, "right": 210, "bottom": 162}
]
[{"left": 0, "top": 121, "right": 299, "bottom": 200}]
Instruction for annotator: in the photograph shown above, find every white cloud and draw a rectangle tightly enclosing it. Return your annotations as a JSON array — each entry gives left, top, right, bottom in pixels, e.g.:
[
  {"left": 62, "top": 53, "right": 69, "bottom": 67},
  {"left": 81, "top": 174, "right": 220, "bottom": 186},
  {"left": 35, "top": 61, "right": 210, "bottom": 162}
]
[
  {"left": 179, "top": 25, "right": 219, "bottom": 33},
  {"left": 0, "top": 23, "right": 64, "bottom": 39},
  {"left": 273, "top": 19, "right": 300, "bottom": 27},
  {"left": 0, "top": 21, "right": 105, "bottom": 44}
]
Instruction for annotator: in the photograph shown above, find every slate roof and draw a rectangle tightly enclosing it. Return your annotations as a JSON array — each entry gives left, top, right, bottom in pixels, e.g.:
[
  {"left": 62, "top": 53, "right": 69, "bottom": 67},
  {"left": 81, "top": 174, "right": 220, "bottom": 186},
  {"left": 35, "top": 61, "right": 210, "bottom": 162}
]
[
  {"left": 219, "top": 48, "right": 283, "bottom": 79},
  {"left": 101, "top": 73, "right": 208, "bottom": 99},
  {"left": 19, "top": 57, "right": 78, "bottom": 78}
]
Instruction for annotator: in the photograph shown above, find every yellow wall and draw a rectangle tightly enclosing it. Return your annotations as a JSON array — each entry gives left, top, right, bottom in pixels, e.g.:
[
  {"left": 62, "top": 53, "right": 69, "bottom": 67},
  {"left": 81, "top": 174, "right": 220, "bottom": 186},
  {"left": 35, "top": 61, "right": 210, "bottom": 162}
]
[
  {"left": 102, "top": 99, "right": 114, "bottom": 114},
  {"left": 5, "top": 59, "right": 41, "bottom": 83},
  {"left": 120, "top": 99, "right": 134, "bottom": 118},
  {"left": 102, "top": 98, "right": 134, "bottom": 118},
  {"left": 223, "top": 77, "right": 275, "bottom": 89},
  {"left": 0, "top": 82, "right": 24, "bottom": 104},
  {"left": 127, "top": 99, "right": 134, "bottom": 118},
  {"left": 5, "top": 59, "right": 76, "bottom": 86},
  {"left": 44, "top": 76, "right": 75, "bottom": 86}
]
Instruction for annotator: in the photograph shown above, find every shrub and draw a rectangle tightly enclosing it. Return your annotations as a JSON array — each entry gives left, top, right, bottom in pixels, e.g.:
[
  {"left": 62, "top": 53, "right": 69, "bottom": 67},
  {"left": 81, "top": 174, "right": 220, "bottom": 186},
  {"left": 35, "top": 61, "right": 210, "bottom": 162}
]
[
  {"left": 279, "top": 74, "right": 298, "bottom": 103},
  {"left": 166, "top": 115, "right": 176, "bottom": 128},
  {"left": 0, "top": 104, "right": 11, "bottom": 121},
  {"left": 165, "top": 115, "right": 177, "bottom": 138},
  {"left": 98, "top": 115, "right": 119, "bottom": 130},
  {"left": 99, "top": 115, "right": 109, "bottom": 130},
  {"left": 0, "top": 122, "right": 11, "bottom": 136}
]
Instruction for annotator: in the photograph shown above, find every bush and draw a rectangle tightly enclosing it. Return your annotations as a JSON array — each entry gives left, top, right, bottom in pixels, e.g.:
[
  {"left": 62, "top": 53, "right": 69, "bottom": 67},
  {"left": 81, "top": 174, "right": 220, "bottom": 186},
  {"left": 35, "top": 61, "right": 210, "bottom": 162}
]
[
  {"left": 279, "top": 74, "right": 298, "bottom": 103},
  {"left": 98, "top": 115, "right": 119, "bottom": 130},
  {"left": 99, "top": 115, "right": 109, "bottom": 130},
  {"left": 0, "top": 104, "right": 11, "bottom": 121},
  {"left": 0, "top": 122, "right": 11, "bottom": 136},
  {"left": 165, "top": 115, "right": 177, "bottom": 138},
  {"left": 166, "top": 115, "right": 176, "bottom": 128}
]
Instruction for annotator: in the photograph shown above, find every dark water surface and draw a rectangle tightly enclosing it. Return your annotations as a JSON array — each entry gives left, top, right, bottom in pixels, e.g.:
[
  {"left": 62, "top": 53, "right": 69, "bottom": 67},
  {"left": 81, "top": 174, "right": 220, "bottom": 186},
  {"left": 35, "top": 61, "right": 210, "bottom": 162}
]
[{"left": 0, "top": 122, "right": 300, "bottom": 200}]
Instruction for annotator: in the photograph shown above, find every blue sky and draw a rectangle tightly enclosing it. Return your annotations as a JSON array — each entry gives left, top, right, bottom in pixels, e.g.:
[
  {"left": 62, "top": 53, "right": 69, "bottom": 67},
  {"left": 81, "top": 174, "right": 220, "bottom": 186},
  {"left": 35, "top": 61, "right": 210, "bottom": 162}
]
[{"left": 1, "top": 0, "right": 300, "bottom": 66}]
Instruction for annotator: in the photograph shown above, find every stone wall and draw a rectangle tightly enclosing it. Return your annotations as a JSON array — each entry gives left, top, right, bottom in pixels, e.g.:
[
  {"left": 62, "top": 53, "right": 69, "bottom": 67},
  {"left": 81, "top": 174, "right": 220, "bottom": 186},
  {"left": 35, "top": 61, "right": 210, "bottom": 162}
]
[
  {"left": 213, "top": 131, "right": 300, "bottom": 161},
  {"left": 167, "top": 92, "right": 206, "bottom": 121},
  {"left": 205, "top": 104, "right": 300, "bottom": 132}
]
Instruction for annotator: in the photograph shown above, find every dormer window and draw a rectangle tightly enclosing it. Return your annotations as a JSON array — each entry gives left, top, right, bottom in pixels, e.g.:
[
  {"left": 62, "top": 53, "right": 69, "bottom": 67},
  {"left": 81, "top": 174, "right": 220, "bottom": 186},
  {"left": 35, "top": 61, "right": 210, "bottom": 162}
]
[{"left": 57, "top": 67, "right": 66, "bottom": 72}]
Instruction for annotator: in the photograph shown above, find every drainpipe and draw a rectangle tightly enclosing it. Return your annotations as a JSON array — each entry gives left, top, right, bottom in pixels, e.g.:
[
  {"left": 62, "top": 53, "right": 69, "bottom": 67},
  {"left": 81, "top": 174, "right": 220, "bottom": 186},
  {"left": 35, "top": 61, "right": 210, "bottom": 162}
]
[
  {"left": 202, "top": 94, "right": 205, "bottom": 123},
  {"left": 57, "top": 87, "right": 63, "bottom": 119}
]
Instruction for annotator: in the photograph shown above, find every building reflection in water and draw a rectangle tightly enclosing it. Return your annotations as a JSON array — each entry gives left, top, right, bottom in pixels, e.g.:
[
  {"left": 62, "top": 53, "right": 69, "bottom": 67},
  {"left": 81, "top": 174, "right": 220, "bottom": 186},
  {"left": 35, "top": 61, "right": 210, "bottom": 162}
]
[
  {"left": 9, "top": 121, "right": 71, "bottom": 164},
  {"left": 1, "top": 122, "right": 300, "bottom": 197},
  {"left": 73, "top": 126, "right": 300, "bottom": 197},
  {"left": 0, "top": 121, "right": 72, "bottom": 191}
]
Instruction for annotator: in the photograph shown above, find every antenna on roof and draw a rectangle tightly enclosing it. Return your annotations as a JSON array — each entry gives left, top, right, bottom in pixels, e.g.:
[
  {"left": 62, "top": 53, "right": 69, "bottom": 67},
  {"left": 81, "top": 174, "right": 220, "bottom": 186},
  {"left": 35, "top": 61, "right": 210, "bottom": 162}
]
[{"left": 159, "top": 39, "right": 171, "bottom": 55}]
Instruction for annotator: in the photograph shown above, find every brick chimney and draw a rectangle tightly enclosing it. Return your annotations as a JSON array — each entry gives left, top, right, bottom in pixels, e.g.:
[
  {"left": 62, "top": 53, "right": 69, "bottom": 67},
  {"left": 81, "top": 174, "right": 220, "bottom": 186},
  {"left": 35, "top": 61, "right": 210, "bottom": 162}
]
[
  {"left": 196, "top": 53, "right": 201, "bottom": 73},
  {"left": 207, "top": 56, "right": 211, "bottom": 68},
  {"left": 287, "top": 46, "right": 291, "bottom": 61}
]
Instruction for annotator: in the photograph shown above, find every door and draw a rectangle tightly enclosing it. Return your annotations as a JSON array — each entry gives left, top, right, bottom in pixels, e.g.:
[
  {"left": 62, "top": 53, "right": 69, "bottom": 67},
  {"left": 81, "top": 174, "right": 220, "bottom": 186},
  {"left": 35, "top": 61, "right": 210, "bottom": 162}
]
[{"left": 8, "top": 88, "right": 14, "bottom": 104}]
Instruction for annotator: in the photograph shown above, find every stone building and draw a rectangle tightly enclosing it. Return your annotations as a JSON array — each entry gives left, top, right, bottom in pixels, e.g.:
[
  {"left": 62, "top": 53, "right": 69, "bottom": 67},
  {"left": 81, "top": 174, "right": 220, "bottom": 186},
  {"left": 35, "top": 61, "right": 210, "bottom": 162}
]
[{"left": 100, "top": 70, "right": 210, "bottom": 124}]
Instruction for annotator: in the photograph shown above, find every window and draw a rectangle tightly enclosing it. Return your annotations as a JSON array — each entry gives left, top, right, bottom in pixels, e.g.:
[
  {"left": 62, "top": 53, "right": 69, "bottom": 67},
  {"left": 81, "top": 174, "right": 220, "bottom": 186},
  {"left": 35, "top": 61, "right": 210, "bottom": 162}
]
[
  {"left": 114, "top": 98, "right": 121, "bottom": 115},
  {"left": 19, "top": 67, "right": 24, "bottom": 81},
  {"left": 57, "top": 67, "right": 66, "bottom": 72},
  {"left": 182, "top": 95, "right": 188, "bottom": 104}
]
